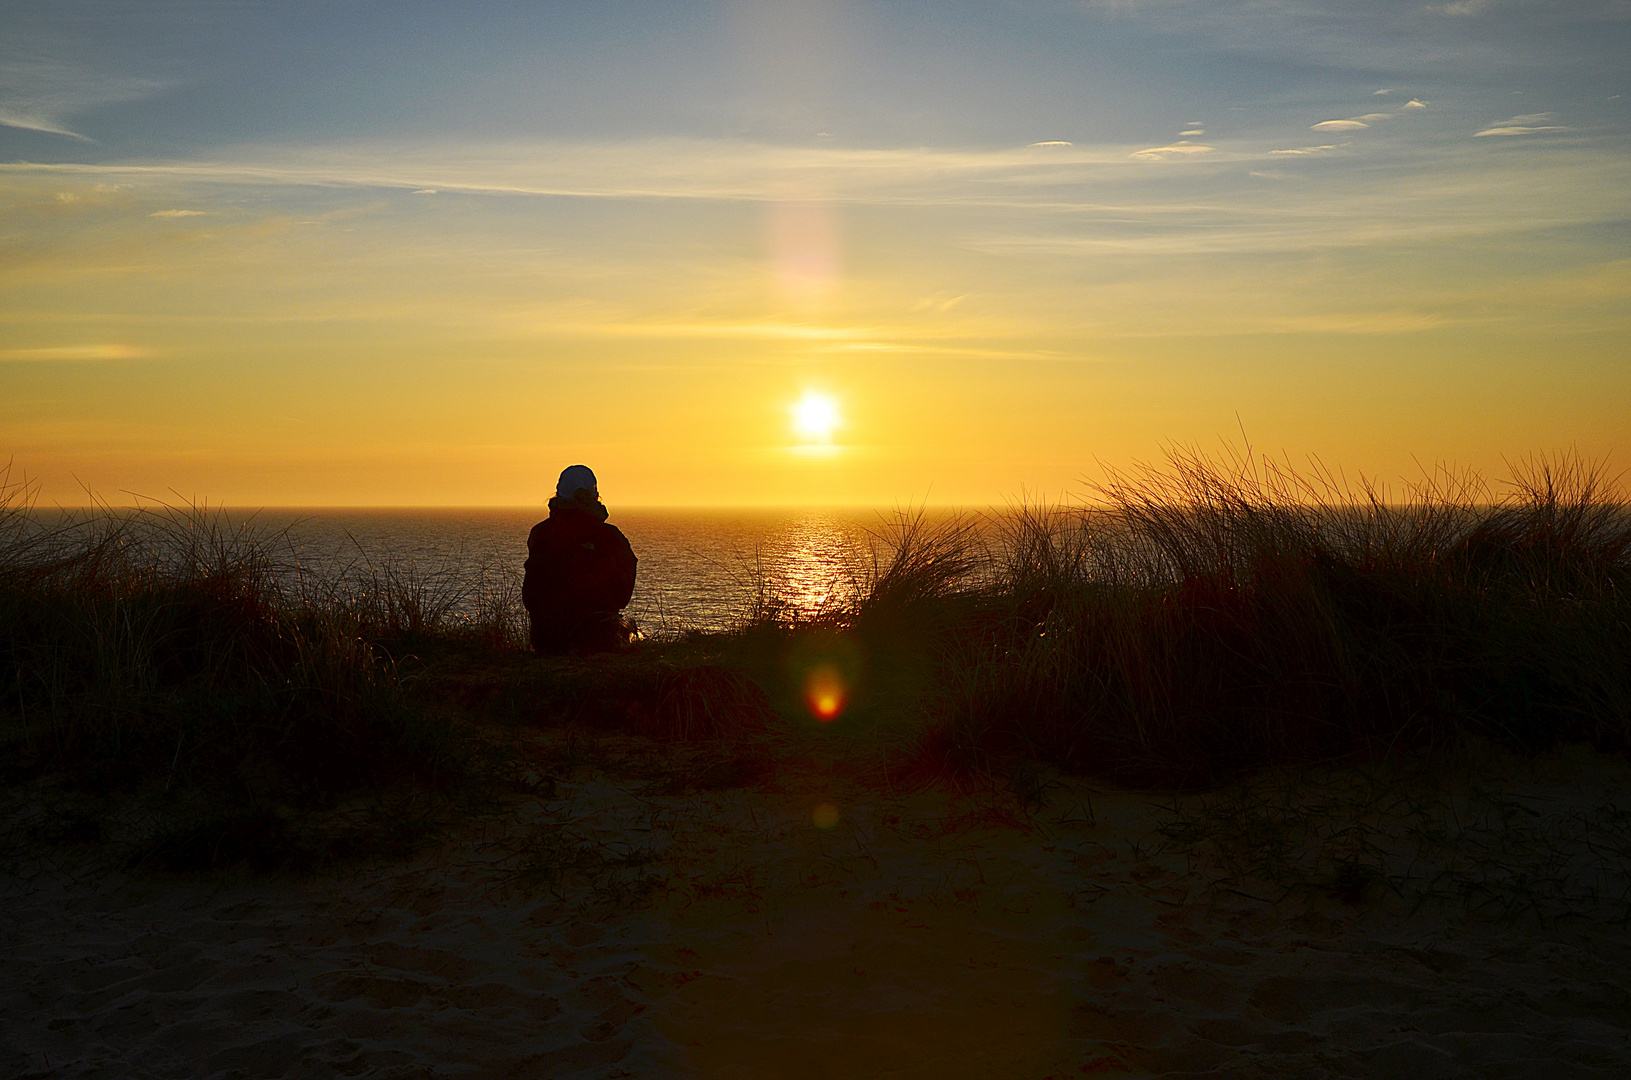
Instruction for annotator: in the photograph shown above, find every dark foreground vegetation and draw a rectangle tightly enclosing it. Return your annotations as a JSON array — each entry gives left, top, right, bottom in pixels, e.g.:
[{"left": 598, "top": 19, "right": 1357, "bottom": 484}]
[{"left": 2, "top": 450, "right": 1627, "bottom": 872}]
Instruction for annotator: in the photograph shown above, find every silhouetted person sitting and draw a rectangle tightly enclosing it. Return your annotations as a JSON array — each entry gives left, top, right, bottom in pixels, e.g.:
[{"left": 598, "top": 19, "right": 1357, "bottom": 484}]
[{"left": 523, "top": 465, "right": 638, "bottom": 654}]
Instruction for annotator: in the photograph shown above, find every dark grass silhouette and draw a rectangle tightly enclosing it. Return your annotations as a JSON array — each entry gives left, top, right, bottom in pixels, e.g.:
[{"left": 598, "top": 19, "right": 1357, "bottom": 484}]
[
  {"left": 886, "top": 449, "right": 1631, "bottom": 786},
  {"left": 3, "top": 449, "right": 1627, "bottom": 873},
  {"left": 0, "top": 468, "right": 503, "bottom": 868},
  {"left": 0, "top": 474, "right": 470, "bottom": 801}
]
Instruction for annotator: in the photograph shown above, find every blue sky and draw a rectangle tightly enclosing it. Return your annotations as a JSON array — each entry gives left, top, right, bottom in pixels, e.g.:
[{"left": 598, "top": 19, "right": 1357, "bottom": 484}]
[{"left": 2, "top": 2, "right": 1625, "bottom": 150}]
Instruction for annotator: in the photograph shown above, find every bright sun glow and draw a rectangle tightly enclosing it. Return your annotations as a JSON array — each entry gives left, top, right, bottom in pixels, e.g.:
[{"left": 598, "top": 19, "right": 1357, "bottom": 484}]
[{"left": 792, "top": 392, "right": 841, "bottom": 442}]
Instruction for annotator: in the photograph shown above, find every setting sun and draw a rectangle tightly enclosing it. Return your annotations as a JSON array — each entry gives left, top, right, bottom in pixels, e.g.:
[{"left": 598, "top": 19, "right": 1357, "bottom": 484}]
[{"left": 792, "top": 393, "right": 842, "bottom": 443}]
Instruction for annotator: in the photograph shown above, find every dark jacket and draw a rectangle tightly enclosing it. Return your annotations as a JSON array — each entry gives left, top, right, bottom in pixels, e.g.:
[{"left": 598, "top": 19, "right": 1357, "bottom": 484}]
[{"left": 522, "top": 497, "right": 637, "bottom": 652}]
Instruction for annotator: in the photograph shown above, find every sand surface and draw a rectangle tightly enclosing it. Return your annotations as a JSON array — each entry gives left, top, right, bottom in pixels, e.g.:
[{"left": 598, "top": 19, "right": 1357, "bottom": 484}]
[{"left": 5, "top": 749, "right": 1631, "bottom": 1079}]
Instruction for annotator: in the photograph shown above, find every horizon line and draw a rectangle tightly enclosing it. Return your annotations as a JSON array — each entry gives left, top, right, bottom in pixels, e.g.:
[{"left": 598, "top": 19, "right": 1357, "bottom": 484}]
[{"left": 24, "top": 502, "right": 982, "bottom": 513}]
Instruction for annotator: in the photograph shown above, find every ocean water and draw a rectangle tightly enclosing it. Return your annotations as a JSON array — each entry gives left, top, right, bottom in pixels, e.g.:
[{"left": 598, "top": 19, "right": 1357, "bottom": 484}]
[
  {"left": 243, "top": 507, "right": 948, "bottom": 634},
  {"left": 10, "top": 504, "right": 1008, "bottom": 633}
]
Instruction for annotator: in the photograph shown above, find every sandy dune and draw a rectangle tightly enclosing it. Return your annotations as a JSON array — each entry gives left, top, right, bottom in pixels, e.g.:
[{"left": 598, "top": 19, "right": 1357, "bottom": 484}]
[{"left": 5, "top": 751, "right": 1631, "bottom": 1078}]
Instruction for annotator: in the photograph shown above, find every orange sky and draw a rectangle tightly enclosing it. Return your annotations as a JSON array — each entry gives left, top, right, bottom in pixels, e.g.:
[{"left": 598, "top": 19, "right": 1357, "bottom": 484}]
[{"left": 3, "top": 3, "right": 1628, "bottom": 506}]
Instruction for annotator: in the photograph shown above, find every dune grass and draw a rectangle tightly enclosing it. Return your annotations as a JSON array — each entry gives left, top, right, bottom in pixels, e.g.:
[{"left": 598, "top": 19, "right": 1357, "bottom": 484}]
[
  {"left": 0, "top": 476, "right": 470, "bottom": 800},
  {"left": 0, "top": 467, "right": 509, "bottom": 868},
  {"left": 878, "top": 449, "right": 1631, "bottom": 786},
  {"left": 2, "top": 449, "right": 1627, "bottom": 874}
]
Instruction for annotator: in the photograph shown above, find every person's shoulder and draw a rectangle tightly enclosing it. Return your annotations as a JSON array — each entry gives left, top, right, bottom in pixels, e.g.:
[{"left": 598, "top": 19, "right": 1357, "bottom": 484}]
[{"left": 600, "top": 521, "right": 636, "bottom": 552}]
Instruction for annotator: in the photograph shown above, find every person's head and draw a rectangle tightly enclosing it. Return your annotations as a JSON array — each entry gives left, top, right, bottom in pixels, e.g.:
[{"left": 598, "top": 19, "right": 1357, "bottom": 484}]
[{"left": 556, "top": 464, "right": 599, "bottom": 505}]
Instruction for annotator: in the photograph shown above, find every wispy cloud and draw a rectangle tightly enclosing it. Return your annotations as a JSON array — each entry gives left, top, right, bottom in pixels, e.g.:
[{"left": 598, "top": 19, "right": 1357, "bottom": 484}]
[
  {"left": 1428, "top": 0, "right": 1498, "bottom": 16},
  {"left": 0, "top": 344, "right": 151, "bottom": 362},
  {"left": 1475, "top": 113, "right": 1568, "bottom": 137},
  {"left": 912, "top": 293, "right": 969, "bottom": 314},
  {"left": 0, "top": 52, "right": 164, "bottom": 139},
  {"left": 0, "top": 107, "right": 91, "bottom": 140},
  {"left": 1071, "top": 0, "right": 1631, "bottom": 80},
  {"left": 2, "top": 133, "right": 1624, "bottom": 264},
  {"left": 1130, "top": 140, "right": 1214, "bottom": 160},
  {"left": 1311, "top": 102, "right": 1426, "bottom": 133},
  {"left": 970, "top": 142, "right": 1631, "bottom": 257},
  {"left": 0, "top": 140, "right": 1197, "bottom": 208},
  {"left": 1313, "top": 110, "right": 1404, "bottom": 132},
  {"left": 149, "top": 208, "right": 207, "bottom": 218},
  {"left": 1269, "top": 144, "right": 1342, "bottom": 155}
]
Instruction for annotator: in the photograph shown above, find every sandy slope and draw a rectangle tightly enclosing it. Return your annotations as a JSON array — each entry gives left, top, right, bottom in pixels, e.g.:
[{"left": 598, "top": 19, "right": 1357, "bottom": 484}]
[{"left": 5, "top": 753, "right": 1631, "bottom": 1079}]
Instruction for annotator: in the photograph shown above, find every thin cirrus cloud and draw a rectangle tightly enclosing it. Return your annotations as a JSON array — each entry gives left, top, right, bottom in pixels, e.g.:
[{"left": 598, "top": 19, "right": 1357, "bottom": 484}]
[
  {"left": 1311, "top": 112, "right": 1396, "bottom": 132},
  {"left": 1428, "top": 0, "right": 1498, "bottom": 15},
  {"left": 1310, "top": 100, "right": 1425, "bottom": 133},
  {"left": 5, "top": 132, "right": 1624, "bottom": 265},
  {"left": 0, "top": 53, "right": 165, "bottom": 140},
  {"left": 1, "top": 140, "right": 1215, "bottom": 209},
  {"left": 1069, "top": 0, "right": 1628, "bottom": 78},
  {"left": 1475, "top": 113, "right": 1568, "bottom": 137},
  {"left": 1129, "top": 140, "right": 1214, "bottom": 160},
  {"left": 0, "top": 344, "right": 151, "bottom": 362},
  {"left": 0, "top": 106, "right": 90, "bottom": 140}
]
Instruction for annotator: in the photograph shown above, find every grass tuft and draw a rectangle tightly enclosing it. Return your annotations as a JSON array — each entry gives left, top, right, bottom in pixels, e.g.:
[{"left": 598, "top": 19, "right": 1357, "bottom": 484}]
[{"left": 844, "top": 448, "right": 1631, "bottom": 787}]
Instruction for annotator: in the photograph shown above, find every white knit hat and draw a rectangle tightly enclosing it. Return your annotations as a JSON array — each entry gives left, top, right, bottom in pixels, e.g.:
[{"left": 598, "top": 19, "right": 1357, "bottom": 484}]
[{"left": 556, "top": 464, "right": 598, "bottom": 499}]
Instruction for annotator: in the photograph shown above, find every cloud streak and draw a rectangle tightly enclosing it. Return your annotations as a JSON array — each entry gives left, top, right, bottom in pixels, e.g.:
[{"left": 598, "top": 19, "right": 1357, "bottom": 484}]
[
  {"left": 1310, "top": 105, "right": 1423, "bottom": 134},
  {"left": 0, "top": 52, "right": 165, "bottom": 139},
  {"left": 1475, "top": 114, "right": 1569, "bottom": 137},
  {"left": 1428, "top": 0, "right": 1497, "bottom": 16},
  {"left": 0, "top": 139, "right": 1239, "bottom": 208},
  {"left": 0, "top": 344, "right": 151, "bottom": 362},
  {"left": 3, "top": 131, "right": 1625, "bottom": 266},
  {"left": 1130, "top": 141, "right": 1214, "bottom": 160}
]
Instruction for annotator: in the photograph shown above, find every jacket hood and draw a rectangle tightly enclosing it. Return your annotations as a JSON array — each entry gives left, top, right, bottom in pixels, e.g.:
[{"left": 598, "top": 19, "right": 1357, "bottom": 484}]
[{"left": 548, "top": 494, "right": 609, "bottom": 523}]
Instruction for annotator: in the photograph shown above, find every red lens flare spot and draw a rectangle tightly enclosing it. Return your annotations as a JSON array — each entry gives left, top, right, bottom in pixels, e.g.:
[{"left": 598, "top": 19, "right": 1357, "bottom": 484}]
[{"left": 803, "top": 664, "right": 847, "bottom": 721}]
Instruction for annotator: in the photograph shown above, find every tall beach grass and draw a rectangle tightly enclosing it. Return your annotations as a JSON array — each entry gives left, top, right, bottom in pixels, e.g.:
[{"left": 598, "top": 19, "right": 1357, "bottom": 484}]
[
  {"left": 859, "top": 449, "right": 1631, "bottom": 786},
  {"left": 0, "top": 466, "right": 525, "bottom": 807}
]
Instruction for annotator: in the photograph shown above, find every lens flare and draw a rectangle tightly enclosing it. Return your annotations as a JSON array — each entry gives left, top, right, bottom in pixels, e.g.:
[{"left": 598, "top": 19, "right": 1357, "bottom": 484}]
[
  {"left": 812, "top": 803, "right": 840, "bottom": 829},
  {"left": 803, "top": 663, "right": 847, "bottom": 721},
  {"left": 767, "top": 199, "right": 840, "bottom": 311}
]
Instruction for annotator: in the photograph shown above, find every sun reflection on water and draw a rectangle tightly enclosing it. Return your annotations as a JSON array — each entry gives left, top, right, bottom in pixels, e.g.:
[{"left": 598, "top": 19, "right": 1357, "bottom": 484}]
[{"left": 759, "top": 512, "right": 866, "bottom": 620}]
